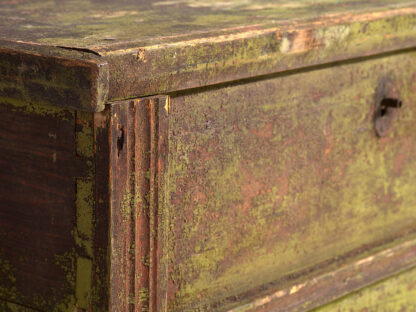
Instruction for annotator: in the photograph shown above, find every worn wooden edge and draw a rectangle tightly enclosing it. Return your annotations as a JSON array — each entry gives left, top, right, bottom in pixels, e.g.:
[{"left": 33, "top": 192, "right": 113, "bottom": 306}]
[
  {"left": 107, "top": 93, "right": 416, "bottom": 311},
  {"left": 0, "top": 40, "right": 109, "bottom": 112},
  {"left": 228, "top": 236, "right": 416, "bottom": 312},
  {"left": 103, "top": 5, "right": 416, "bottom": 101},
  {"left": 108, "top": 96, "right": 169, "bottom": 312},
  {"left": 2, "top": 5, "right": 416, "bottom": 105},
  {"left": 92, "top": 109, "right": 111, "bottom": 311}
]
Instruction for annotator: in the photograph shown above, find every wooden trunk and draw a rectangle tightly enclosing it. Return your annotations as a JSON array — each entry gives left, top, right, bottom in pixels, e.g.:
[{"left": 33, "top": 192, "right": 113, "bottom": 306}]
[{"left": 1, "top": 1, "right": 416, "bottom": 311}]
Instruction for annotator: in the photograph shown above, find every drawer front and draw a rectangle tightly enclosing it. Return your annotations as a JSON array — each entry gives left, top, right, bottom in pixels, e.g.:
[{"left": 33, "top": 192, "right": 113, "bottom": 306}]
[
  {"left": 110, "top": 52, "right": 416, "bottom": 312},
  {"left": 311, "top": 265, "right": 416, "bottom": 312},
  {"left": 162, "top": 52, "right": 416, "bottom": 311}
]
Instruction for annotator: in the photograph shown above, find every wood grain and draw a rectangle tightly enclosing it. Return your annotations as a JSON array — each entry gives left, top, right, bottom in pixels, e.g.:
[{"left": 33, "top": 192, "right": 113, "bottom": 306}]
[
  {"left": 0, "top": 0, "right": 412, "bottom": 49},
  {"left": 0, "top": 101, "right": 80, "bottom": 310},
  {"left": 233, "top": 237, "right": 416, "bottom": 312},
  {"left": 109, "top": 97, "right": 169, "bottom": 312},
  {"left": 311, "top": 265, "right": 416, "bottom": 312},
  {"left": 0, "top": 99, "right": 109, "bottom": 311},
  {"left": 108, "top": 51, "right": 416, "bottom": 311},
  {"left": 2, "top": 1, "right": 416, "bottom": 104},
  {"left": 0, "top": 41, "right": 109, "bottom": 112},
  {"left": 160, "top": 51, "right": 416, "bottom": 310}
]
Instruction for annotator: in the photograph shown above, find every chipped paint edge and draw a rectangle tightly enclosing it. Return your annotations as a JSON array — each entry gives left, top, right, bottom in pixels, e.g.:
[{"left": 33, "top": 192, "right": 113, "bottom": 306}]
[
  {"left": 229, "top": 237, "right": 416, "bottom": 312},
  {"left": 0, "top": 40, "right": 109, "bottom": 112}
]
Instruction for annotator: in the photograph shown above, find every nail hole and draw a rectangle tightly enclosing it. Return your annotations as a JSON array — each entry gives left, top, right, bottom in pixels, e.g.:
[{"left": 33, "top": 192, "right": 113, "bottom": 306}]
[{"left": 117, "top": 126, "right": 125, "bottom": 157}]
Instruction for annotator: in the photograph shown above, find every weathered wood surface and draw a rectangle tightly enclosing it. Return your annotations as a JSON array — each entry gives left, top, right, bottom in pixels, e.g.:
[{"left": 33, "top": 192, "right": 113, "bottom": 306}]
[
  {"left": 0, "top": 0, "right": 413, "bottom": 49},
  {"left": 109, "top": 97, "right": 170, "bottom": 312},
  {"left": 0, "top": 99, "right": 109, "bottom": 311},
  {"left": 311, "top": 265, "right": 416, "bottom": 312},
  {"left": 109, "top": 51, "right": 416, "bottom": 311},
  {"left": 0, "top": 41, "right": 109, "bottom": 112},
  {"left": 1, "top": 1, "right": 416, "bottom": 105},
  {"left": 0, "top": 299, "right": 39, "bottom": 312},
  {"left": 232, "top": 237, "right": 416, "bottom": 312},
  {"left": 2, "top": 2, "right": 416, "bottom": 311}
]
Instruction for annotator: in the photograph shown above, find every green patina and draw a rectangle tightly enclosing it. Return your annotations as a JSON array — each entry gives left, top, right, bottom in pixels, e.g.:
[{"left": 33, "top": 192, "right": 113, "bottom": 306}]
[
  {"left": 0, "top": 96, "right": 73, "bottom": 120},
  {"left": 0, "top": 299, "right": 40, "bottom": 312},
  {"left": 74, "top": 111, "right": 97, "bottom": 311},
  {"left": 0, "top": 46, "right": 100, "bottom": 112},
  {"left": 0, "top": 100, "right": 99, "bottom": 311},
  {"left": 0, "top": 0, "right": 412, "bottom": 48},
  {"left": 138, "top": 287, "right": 150, "bottom": 307},
  {"left": 0, "top": 97, "right": 86, "bottom": 311},
  {"left": 107, "top": 8, "right": 416, "bottom": 101},
  {"left": 2, "top": 0, "right": 416, "bottom": 106},
  {"left": 312, "top": 266, "right": 416, "bottom": 311},
  {"left": 75, "top": 257, "right": 93, "bottom": 310},
  {"left": 120, "top": 190, "right": 134, "bottom": 224},
  {"left": 0, "top": 257, "right": 17, "bottom": 303},
  {"left": 162, "top": 52, "right": 416, "bottom": 310},
  {"left": 1, "top": 2, "right": 416, "bottom": 311},
  {"left": 154, "top": 13, "right": 415, "bottom": 82},
  {"left": 75, "top": 179, "right": 94, "bottom": 257},
  {"left": 76, "top": 111, "right": 95, "bottom": 159},
  {"left": 52, "top": 252, "right": 77, "bottom": 312}
]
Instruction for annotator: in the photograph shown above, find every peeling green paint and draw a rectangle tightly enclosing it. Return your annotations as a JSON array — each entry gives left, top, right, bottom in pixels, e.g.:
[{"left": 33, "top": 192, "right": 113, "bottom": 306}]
[
  {"left": 0, "top": 256, "right": 18, "bottom": 303},
  {"left": 0, "top": 96, "right": 73, "bottom": 120},
  {"left": 0, "top": 95, "right": 102, "bottom": 311},
  {"left": 52, "top": 251, "right": 77, "bottom": 312},
  {"left": 76, "top": 111, "right": 95, "bottom": 159},
  {"left": 75, "top": 257, "right": 92, "bottom": 310},
  {"left": 0, "top": 45, "right": 106, "bottom": 112},
  {"left": 75, "top": 179, "right": 94, "bottom": 257},
  {"left": 163, "top": 51, "right": 416, "bottom": 310},
  {"left": 312, "top": 266, "right": 416, "bottom": 311},
  {"left": 138, "top": 287, "right": 150, "bottom": 311},
  {"left": 2, "top": 0, "right": 416, "bottom": 103},
  {"left": 0, "top": 0, "right": 413, "bottom": 48},
  {"left": 0, "top": 299, "right": 40, "bottom": 312}
]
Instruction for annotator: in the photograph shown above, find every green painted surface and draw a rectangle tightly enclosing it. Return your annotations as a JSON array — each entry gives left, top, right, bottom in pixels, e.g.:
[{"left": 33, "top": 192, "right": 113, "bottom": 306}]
[
  {"left": 0, "top": 299, "right": 40, "bottom": 312},
  {"left": 0, "top": 0, "right": 413, "bottom": 50},
  {"left": 2, "top": 0, "right": 416, "bottom": 103},
  {"left": 0, "top": 98, "right": 105, "bottom": 311},
  {"left": 0, "top": 43, "right": 108, "bottom": 112},
  {"left": 163, "top": 52, "right": 416, "bottom": 310},
  {"left": 312, "top": 266, "right": 416, "bottom": 312}
]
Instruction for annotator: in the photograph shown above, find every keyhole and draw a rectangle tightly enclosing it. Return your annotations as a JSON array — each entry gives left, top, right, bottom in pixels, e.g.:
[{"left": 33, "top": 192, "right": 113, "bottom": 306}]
[
  {"left": 374, "top": 97, "right": 402, "bottom": 137},
  {"left": 379, "top": 98, "right": 402, "bottom": 116}
]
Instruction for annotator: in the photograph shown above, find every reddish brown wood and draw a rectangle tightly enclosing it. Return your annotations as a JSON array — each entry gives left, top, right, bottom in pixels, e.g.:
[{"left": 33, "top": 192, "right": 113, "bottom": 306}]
[
  {"left": 93, "top": 110, "right": 112, "bottom": 311},
  {"left": 0, "top": 103, "right": 110, "bottom": 311},
  {"left": 230, "top": 236, "right": 416, "bottom": 312},
  {"left": 0, "top": 41, "right": 108, "bottom": 112},
  {"left": 2, "top": 2, "right": 416, "bottom": 311},
  {"left": 0, "top": 104, "right": 82, "bottom": 310},
  {"left": 109, "top": 97, "right": 169, "bottom": 312}
]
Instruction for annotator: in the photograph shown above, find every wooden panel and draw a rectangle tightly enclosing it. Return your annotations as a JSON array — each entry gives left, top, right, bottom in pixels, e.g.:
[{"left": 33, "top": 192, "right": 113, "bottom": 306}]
[
  {"left": 160, "top": 51, "right": 416, "bottom": 310},
  {"left": 0, "top": 299, "right": 39, "bottom": 312},
  {"left": 109, "top": 97, "right": 169, "bottom": 312},
  {"left": 311, "top": 265, "right": 416, "bottom": 312},
  {"left": 0, "top": 0, "right": 411, "bottom": 48},
  {"left": 233, "top": 237, "right": 416, "bottom": 312},
  {"left": 0, "top": 42, "right": 108, "bottom": 112},
  {"left": 2, "top": 1, "right": 416, "bottom": 102},
  {"left": 0, "top": 99, "right": 109, "bottom": 311}
]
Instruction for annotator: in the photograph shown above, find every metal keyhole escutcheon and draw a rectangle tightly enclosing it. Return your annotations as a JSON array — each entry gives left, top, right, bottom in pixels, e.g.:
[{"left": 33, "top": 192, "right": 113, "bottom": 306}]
[{"left": 374, "top": 78, "right": 402, "bottom": 137}]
